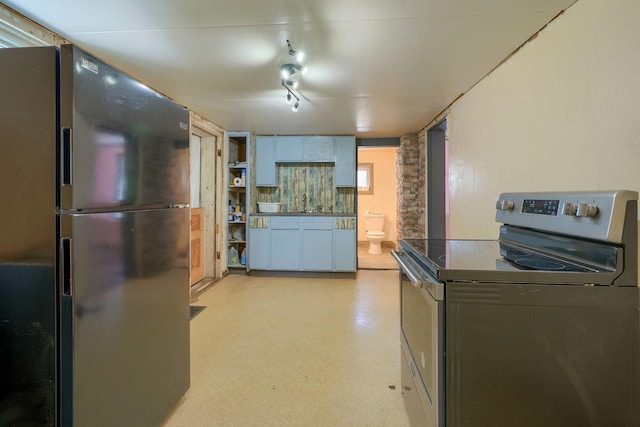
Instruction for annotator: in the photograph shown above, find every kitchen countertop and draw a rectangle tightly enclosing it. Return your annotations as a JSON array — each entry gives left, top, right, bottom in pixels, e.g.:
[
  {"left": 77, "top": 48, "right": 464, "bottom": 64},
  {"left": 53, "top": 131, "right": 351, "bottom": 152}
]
[{"left": 251, "top": 212, "right": 356, "bottom": 217}]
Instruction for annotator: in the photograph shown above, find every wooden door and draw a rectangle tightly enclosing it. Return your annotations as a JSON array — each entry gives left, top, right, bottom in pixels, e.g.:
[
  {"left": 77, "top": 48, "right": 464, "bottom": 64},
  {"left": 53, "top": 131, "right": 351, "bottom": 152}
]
[{"left": 190, "top": 207, "right": 204, "bottom": 285}]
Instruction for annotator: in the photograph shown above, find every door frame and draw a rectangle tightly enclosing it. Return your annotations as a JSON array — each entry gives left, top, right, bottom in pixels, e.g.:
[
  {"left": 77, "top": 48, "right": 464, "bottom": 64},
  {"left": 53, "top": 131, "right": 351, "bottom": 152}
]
[
  {"left": 189, "top": 112, "right": 225, "bottom": 288},
  {"left": 426, "top": 118, "right": 449, "bottom": 239}
]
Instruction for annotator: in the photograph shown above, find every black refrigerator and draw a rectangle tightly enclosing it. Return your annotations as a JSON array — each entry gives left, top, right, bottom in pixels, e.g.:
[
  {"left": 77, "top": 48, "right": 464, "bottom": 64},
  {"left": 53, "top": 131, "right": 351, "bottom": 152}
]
[{"left": 0, "top": 44, "right": 191, "bottom": 426}]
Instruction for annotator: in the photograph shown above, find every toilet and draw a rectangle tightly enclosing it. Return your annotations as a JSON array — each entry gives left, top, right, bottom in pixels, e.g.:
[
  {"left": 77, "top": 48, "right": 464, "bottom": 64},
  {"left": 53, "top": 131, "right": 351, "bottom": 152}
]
[{"left": 364, "top": 213, "right": 385, "bottom": 255}]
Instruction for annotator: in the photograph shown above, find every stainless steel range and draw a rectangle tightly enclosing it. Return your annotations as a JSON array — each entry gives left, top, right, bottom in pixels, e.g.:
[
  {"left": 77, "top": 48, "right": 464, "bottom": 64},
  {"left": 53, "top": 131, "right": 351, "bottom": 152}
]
[{"left": 392, "top": 190, "right": 640, "bottom": 427}]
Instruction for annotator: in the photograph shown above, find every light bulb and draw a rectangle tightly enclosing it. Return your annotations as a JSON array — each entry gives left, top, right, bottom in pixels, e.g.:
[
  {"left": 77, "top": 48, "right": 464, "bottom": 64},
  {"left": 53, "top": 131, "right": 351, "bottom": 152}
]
[
  {"left": 301, "top": 66, "right": 308, "bottom": 75},
  {"left": 280, "top": 64, "right": 296, "bottom": 79},
  {"left": 292, "top": 81, "right": 299, "bottom": 89},
  {"left": 295, "top": 51, "right": 304, "bottom": 62}
]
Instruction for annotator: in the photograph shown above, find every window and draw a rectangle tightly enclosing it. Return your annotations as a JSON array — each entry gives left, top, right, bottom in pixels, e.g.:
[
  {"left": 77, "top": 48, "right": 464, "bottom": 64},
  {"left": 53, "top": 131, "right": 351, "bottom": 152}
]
[{"left": 357, "top": 163, "right": 373, "bottom": 194}]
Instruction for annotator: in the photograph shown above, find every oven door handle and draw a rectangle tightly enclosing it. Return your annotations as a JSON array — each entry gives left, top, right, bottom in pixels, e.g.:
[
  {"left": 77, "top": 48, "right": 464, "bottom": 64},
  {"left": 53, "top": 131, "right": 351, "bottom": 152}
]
[
  {"left": 392, "top": 250, "right": 445, "bottom": 300},
  {"left": 391, "top": 250, "right": 423, "bottom": 289}
]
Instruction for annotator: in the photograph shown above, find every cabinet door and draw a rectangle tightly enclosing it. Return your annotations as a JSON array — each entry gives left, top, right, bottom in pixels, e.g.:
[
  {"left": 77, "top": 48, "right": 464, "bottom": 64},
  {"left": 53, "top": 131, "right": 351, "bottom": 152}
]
[
  {"left": 255, "top": 136, "right": 276, "bottom": 186},
  {"left": 275, "top": 136, "right": 304, "bottom": 162},
  {"left": 302, "top": 230, "right": 333, "bottom": 271},
  {"left": 248, "top": 228, "right": 269, "bottom": 270},
  {"left": 334, "top": 229, "right": 356, "bottom": 271},
  {"left": 270, "top": 229, "right": 301, "bottom": 270},
  {"left": 335, "top": 136, "right": 356, "bottom": 187},
  {"left": 304, "top": 136, "right": 334, "bottom": 162}
]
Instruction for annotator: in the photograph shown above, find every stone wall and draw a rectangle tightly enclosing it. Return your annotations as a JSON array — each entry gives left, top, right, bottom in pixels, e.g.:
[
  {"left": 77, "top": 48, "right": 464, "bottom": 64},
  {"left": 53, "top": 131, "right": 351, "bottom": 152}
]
[{"left": 396, "top": 132, "right": 425, "bottom": 239}]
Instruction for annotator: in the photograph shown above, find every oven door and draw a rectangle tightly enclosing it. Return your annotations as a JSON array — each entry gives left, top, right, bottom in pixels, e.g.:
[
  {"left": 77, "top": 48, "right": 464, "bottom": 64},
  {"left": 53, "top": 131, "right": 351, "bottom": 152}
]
[{"left": 392, "top": 250, "right": 444, "bottom": 427}]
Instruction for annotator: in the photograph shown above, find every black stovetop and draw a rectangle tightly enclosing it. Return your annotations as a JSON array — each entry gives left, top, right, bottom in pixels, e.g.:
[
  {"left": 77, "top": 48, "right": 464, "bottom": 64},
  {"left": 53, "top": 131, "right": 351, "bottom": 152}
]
[{"left": 400, "top": 237, "right": 618, "bottom": 285}]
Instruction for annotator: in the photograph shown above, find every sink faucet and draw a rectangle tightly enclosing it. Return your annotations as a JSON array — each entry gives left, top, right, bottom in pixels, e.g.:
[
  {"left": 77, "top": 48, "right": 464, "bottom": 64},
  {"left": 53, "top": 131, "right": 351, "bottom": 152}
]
[{"left": 302, "top": 193, "right": 307, "bottom": 212}]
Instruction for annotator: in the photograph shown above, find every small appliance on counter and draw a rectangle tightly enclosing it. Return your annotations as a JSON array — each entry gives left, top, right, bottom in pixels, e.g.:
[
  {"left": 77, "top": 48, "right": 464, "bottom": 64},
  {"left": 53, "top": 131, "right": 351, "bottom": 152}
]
[{"left": 392, "top": 190, "right": 640, "bottom": 427}]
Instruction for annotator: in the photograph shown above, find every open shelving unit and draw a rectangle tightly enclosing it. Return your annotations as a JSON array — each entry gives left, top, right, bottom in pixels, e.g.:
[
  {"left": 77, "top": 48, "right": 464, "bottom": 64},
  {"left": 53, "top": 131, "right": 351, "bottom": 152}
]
[{"left": 226, "top": 131, "right": 250, "bottom": 273}]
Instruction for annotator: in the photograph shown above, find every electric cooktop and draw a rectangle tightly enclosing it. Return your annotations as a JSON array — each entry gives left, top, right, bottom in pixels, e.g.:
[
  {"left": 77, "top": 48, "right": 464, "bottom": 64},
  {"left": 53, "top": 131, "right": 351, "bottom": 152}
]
[{"left": 400, "top": 238, "right": 616, "bottom": 284}]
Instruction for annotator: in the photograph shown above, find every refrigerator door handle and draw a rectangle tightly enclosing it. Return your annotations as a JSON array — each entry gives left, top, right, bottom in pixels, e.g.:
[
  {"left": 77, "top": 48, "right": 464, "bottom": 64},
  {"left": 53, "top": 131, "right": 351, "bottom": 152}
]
[
  {"left": 61, "top": 127, "right": 72, "bottom": 185},
  {"left": 61, "top": 237, "right": 72, "bottom": 296}
]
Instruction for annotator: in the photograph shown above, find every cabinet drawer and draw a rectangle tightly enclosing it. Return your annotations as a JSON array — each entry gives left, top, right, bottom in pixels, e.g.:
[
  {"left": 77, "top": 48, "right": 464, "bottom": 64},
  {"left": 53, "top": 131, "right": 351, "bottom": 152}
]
[
  {"left": 302, "top": 217, "right": 333, "bottom": 230},
  {"left": 270, "top": 217, "right": 301, "bottom": 229}
]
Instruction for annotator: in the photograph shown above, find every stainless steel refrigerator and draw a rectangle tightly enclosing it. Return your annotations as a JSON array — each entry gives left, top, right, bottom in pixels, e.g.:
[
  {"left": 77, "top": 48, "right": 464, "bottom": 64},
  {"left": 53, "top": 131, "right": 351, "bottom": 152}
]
[{"left": 0, "top": 44, "right": 191, "bottom": 426}]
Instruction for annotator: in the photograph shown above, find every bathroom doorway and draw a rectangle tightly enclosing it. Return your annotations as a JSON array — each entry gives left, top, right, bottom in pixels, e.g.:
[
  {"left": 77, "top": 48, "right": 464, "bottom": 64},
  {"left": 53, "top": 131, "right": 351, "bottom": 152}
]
[
  {"left": 426, "top": 118, "right": 448, "bottom": 239},
  {"left": 356, "top": 145, "right": 399, "bottom": 270}
]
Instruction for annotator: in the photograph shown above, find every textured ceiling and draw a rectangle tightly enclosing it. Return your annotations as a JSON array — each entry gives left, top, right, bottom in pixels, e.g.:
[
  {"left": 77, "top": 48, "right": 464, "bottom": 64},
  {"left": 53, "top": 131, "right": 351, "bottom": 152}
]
[{"left": 4, "top": 0, "right": 576, "bottom": 137}]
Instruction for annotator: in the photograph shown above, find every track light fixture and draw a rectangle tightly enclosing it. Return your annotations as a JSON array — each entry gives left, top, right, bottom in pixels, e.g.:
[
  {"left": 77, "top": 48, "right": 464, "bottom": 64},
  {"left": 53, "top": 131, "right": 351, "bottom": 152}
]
[
  {"left": 283, "top": 79, "right": 299, "bottom": 90},
  {"left": 280, "top": 63, "right": 307, "bottom": 80},
  {"left": 282, "top": 80, "right": 300, "bottom": 111},
  {"left": 287, "top": 39, "right": 304, "bottom": 63},
  {"left": 280, "top": 40, "right": 306, "bottom": 112},
  {"left": 280, "top": 63, "right": 296, "bottom": 80}
]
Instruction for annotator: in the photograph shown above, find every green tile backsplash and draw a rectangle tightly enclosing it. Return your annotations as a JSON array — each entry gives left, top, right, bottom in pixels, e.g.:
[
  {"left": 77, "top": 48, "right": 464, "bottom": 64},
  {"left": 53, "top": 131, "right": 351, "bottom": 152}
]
[{"left": 255, "top": 163, "right": 354, "bottom": 213}]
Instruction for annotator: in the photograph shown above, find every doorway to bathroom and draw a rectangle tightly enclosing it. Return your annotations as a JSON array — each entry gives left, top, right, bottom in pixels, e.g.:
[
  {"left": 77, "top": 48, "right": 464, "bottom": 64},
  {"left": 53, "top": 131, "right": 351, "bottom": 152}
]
[
  {"left": 356, "top": 144, "right": 399, "bottom": 270},
  {"left": 426, "top": 118, "right": 448, "bottom": 239}
]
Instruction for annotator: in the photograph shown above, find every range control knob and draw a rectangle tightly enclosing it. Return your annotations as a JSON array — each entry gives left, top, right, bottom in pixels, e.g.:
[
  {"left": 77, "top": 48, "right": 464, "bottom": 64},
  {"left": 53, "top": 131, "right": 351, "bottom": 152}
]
[
  {"left": 576, "top": 203, "right": 599, "bottom": 218},
  {"left": 495, "top": 200, "right": 514, "bottom": 211},
  {"left": 562, "top": 202, "right": 578, "bottom": 216}
]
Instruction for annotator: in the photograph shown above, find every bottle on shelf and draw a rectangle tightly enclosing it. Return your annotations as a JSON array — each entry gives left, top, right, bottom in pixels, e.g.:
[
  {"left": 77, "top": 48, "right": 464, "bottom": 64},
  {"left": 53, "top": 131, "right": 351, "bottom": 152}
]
[
  {"left": 228, "top": 200, "right": 235, "bottom": 221},
  {"left": 229, "top": 246, "right": 239, "bottom": 265},
  {"left": 240, "top": 248, "right": 246, "bottom": 265}
]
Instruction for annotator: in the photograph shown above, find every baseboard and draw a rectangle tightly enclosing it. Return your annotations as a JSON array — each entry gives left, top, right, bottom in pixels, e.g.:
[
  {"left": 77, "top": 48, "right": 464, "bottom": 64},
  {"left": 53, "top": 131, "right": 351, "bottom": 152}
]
[{"left": 249, "top": 270, "right": 356, "bottom": 279}]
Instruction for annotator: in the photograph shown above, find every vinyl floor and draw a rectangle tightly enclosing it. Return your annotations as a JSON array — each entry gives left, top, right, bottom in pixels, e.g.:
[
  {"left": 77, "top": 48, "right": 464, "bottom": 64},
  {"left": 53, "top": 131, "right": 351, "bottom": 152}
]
[
  {"left": 357, "top": 242, "right": 398, "bottom": 270},
  {"left": 161, "top": 270, "right": 410, "bottom": 427}
]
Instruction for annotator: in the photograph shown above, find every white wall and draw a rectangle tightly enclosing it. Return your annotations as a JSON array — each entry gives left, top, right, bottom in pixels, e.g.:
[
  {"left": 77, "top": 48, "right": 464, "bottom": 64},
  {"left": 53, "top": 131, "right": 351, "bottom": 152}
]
[
  {"left": 357, "top": 147, "right": 398, "bottom": 243},
  {"left": 440, "top": 0, "right": 640, "bottom": 239}
]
